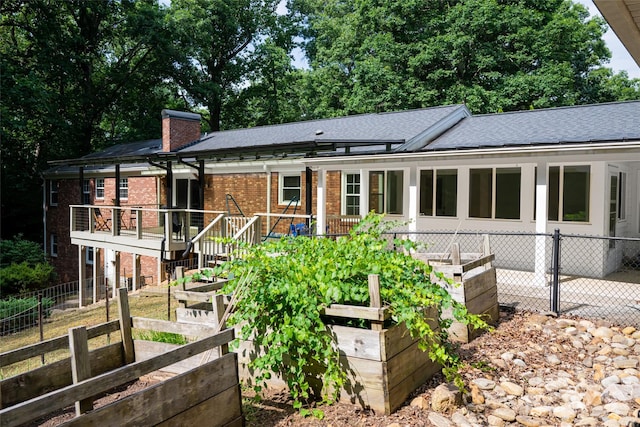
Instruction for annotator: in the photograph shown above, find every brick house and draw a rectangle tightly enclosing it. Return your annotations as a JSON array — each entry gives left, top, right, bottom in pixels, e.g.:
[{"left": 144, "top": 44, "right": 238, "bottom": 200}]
[{"left": 44, "top": 102, "right": 640, "bottom": 299}]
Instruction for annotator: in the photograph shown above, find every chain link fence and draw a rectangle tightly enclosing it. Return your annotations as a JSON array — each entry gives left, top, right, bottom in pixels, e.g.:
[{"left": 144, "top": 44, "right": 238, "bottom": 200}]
[{"left": 395, "top": 230, "right": 640, "bottom": 327}]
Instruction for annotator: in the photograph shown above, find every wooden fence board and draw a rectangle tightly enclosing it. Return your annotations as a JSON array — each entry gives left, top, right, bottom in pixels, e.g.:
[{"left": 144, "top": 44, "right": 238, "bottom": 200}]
[
  {"left": 323, "top": 305, "right": 390, "bottom": 321},
  {"left": 60, "top": 353, "right": 239, "bottom": 427},
  {"left": 0, "top": 328, "right": 234, "bottom": 427},
  {"left": 0, "top": 320, "right": 120, "bottom": 367},
  {"left": 157, "top": 383, "right": 242, "bottom": 426},
  {"left": 133, "top": 340, "right": 220, "bottom": 375},
  {"left": 1, "top": 343, "right": 123, "bottom": 409},
  {"left": 132, "top": 317, "right": 217, "bottom": 337}
]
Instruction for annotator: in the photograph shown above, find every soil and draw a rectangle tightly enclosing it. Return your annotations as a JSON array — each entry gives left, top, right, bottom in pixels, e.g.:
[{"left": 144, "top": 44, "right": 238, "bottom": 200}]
[{"left": 23, "top": 308, "right": 620, "bottom": 427}]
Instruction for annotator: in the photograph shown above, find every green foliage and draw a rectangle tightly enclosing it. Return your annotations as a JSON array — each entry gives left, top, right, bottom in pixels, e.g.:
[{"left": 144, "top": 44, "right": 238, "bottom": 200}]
[
  {"left": 216, "top": 213, "right": 487, "bottom": 412},
  {"left": 0, "top": 262, "right": 57, "bottom": 296},
  {"left": 0, "top": 235, "right": 46, "bottom": 266},
  {"left": 135, "top": 330, "right": 188, "bottom": 345}
]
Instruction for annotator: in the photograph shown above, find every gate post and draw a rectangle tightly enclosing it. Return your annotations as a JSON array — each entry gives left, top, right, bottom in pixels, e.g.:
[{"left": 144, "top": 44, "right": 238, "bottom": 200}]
[{"left": 550, "top": 229, "right": 561, "bottom": 315}]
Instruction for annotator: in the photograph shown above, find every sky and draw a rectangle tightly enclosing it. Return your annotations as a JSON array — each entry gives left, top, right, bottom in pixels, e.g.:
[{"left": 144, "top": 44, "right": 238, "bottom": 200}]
[{"left": 576, "top": 0, "right": 640, "bottom": 78}]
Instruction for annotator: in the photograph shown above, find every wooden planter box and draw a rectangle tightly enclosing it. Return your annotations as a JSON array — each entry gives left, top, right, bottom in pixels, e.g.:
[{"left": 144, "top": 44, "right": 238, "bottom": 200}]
[
  {"left": 175, "top": 275, "right": 442, "bottom": 415},
  {"left": 0, "top": 289, "right": 242, "bottom": 427},
  {"left": 411, "top": 238, "right": 499, "bottom": 343}
]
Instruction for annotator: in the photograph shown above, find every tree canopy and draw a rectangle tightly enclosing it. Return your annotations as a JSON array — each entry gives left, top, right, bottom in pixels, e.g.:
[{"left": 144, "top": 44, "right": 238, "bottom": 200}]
[{"left": 1, "top": 0, "right": 639, "bottom": 241}]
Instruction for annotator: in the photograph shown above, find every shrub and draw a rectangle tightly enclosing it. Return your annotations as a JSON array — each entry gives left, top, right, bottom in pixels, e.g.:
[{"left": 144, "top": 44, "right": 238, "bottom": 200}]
[
  {"left": 134, "top": 330, "right": 188, "bottom": 345},
  {"left": 0, "top": 234, "right": 46, "bottom": 266},
  {"left": 212, "top": 213, "right": 487, "bottom": 414},
  {"left": 0, "top": 262, "right": 57, "bottom": 295}
]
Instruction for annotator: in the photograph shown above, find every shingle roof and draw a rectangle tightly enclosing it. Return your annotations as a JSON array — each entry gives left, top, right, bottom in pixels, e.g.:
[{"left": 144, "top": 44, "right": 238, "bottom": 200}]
[
  {"left": 425, "top": 101, "right": 640, "bottom": 151},
  {"left": 81, "top": 139, "right": 162, "bottom": 159},
  {"left": 179, "top": 105, "right": 467, "bottom": 153}
]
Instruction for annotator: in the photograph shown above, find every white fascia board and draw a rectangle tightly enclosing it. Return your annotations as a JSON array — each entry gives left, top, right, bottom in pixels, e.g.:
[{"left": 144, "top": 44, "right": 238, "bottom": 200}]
[
  {"left": 397, "top": 105, "right": 472, "bottom": 152},
  {"left": 305, "top": 141, "right": 640, "bottom": 170},
  {"left": 203, "top": 158, "right": 306, "bottom": 174}
]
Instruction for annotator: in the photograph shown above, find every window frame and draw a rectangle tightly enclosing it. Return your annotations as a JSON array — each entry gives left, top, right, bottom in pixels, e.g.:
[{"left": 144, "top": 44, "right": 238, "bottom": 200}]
[
  {"left": 86, "top": 247, "right": 94, "bottom": 265},
  {"left": 342, "top": 172, "right": 361, "bottom": 216},
  {"left": 468, "top": 167, "right": 521, "bottom": 220},
  {"left": 419, "top": 169, "right": 458, "bottom": 217},
  {"left": 547, "top": 165, "right": 591, "bottom": 223},
  {"left": 119, "top": 178, "right": 129, "bottom": 200},
  {"left": 618, "top": 171, "right": 626, "bottom": 221},
  {"left": 50, "top": 181, "right": 59, "bottom": 206},
  {"left": 96, "top": 178, "right": 105, "bottom": 200},
  {"left": 50, "top": 234, "right": 58, "bottom": 257},
  {"left": 278, "top": 173, "right": 301, "bottom": 205},
  {"left": 368, "top": 170, "right": 404, "bottom": 215},
  {"left": 83, "top": 179, "right": 91, "bottom": 205}
]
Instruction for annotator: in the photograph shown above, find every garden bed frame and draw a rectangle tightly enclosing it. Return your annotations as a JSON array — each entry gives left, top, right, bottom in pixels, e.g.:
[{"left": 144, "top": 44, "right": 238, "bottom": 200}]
[
  {"left": 411, "top": 235, "right": 499, "bottom": 342},
  {"left": 175, "top": 274, "right": 441, "bottom": 415},
  {"left": 0, "top": 288, "right": 242, "bottom": 427}
]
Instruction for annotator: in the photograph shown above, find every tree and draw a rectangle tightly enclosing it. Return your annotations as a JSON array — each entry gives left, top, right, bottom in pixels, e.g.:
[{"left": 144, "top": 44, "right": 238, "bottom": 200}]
[
  {"left": 0, "top": 0, "right": 173, "bottom": 240},
  {"left": 166, "top": 0, "right": 287, "bottom": 131},
  {"left": 291, "top": 0, "right": 638, "bottom": 116}
]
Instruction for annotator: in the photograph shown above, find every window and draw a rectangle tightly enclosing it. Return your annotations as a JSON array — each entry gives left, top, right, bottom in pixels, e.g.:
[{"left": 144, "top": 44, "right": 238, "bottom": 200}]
[
  {"left": 548, "top": 166, "right": 590, "bottom": 222},
  {"left": 618, "top": 172, "right": 626, "bottom": 220},
  {"left": 86, "top": 247, "right": 94, "bottom": 265},
  {"left": 369, "top": 170, "right": 403, "bottom": 215},
  {"left": 50, "top": 181, "right": 59, "bottom": 206},
  {"left": 469, "top": 167, "right": 521, "bottom": 219},
  {"left": 50, "top": 234, "right": 58, "bottom": 257},
  {"left": 96, "top": 178, "right": 105, "bottom": 199},
  {"left": 279, "top": 174, "right": 300, "bottom": 204},
  {"left": 119, "top": 178, "right": 128, "bottom": 200},
  {"left": 83, "top": 179, "right": 91, "bottom": 204},
  {"left": 343, "top": 173, "right": 360, "bottom": 215},
  {"left": 420, "top": 169, "right": 457, "bottom": 217}
]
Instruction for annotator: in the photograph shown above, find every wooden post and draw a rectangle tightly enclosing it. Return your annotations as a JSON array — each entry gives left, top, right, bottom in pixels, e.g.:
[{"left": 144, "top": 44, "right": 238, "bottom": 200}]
[
  {"left": 368, "top": 274, "right": 383, "bottom": 331},
  {"left": 212, "top": 294, "right": 228, "bottom": 355},
  {"left": 117, "top": 287, "right": 135, "bottom": 364},
  {"left": 69, "top": 326, "right": 93, "bottom": 415},
  {"left": 482, "top": 235, "right": 492, "bottom": 270},
  {"left": 176, "top": 266, "right": 185, "bottom": 291},
  {"left": 451, "top": 243, "right": 462, "bottom": 282}
]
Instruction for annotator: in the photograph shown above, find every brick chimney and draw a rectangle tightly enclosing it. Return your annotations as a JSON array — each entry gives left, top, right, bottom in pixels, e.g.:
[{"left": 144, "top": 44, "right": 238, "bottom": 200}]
[{"left": 161, "top": 109, "right": 202, "bottom": 152}]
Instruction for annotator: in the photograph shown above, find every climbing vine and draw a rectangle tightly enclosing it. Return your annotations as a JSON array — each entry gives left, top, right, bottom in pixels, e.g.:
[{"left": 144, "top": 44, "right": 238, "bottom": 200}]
[{"left": 212, "top": 213, "right": 488, "bottom": 415}]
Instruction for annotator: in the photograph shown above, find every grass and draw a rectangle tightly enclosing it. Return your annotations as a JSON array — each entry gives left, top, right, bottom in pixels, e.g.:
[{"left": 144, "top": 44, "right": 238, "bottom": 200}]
[{"left": 0, "top": 293, "right": 169, "bottom": 379}]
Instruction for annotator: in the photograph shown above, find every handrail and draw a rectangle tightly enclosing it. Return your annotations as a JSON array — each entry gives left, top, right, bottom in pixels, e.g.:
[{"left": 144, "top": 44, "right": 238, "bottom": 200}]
[
  {"left": 191, "top": 213, "right": 225, "bottom": 242},
  {"left": 232, "top": 215, "right": 260, "bottom": 241}
]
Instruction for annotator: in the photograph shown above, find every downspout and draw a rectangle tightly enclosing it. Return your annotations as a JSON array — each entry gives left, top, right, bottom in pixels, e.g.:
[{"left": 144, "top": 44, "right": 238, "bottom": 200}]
[{"left": 265, "top": 163, "right": 271, "bottom": 232}]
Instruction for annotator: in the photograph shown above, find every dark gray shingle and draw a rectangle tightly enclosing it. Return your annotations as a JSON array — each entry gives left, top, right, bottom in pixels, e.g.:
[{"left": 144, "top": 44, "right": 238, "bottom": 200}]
[{"left": 425, "top": 101, "right": 640, "bottom": 151}]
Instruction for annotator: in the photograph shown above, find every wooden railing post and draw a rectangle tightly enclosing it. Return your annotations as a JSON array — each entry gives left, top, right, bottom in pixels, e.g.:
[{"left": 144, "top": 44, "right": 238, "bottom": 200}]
[
  {"left": 368, "top": 274, "right": 383, "bottom": 331},
  {"left": 117, "top": 287, "right": 135, "bottom": 364},
  {"left": 212, "top": 294, "right": 228, "bottom": 355},
  {"left": 69, "top": 326, "right": 93, "bottom": 415}
]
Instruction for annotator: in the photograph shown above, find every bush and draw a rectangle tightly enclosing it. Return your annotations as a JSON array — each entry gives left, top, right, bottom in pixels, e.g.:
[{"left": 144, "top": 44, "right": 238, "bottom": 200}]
[
  {"left": 0, "top": 234, "right": 46, "bottom": 266},
  {"left": 0, "top": 262, "right": 57, "bottom": 295},
  {"left": 209, "top": 213, "right": 487, "bottom": 414}
]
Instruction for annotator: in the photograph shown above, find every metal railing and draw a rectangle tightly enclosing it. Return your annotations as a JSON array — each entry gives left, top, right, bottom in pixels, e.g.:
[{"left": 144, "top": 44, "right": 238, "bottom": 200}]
[{"left": 394, "top": 230, "right": 640, "bottom": 327}]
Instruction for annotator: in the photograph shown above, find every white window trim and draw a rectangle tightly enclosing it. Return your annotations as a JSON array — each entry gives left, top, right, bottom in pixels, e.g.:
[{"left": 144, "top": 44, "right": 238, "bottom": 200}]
[
  {"left": 368, "top": 169, "right": 405, "bottom": 216},
  {"left": 418, "top": 168, "right": 459, "bottom": 218},
  {"left": 83, "top": 179, "right": 91, "bottom": 204},
  {"left": 49, "top": 181, "right": 59, "bottom": 206},
  {"left": 618, "top": 171, "right": 626, "bottom": 221},
  {"left": 468, "top": 167, "right": 522, "bottom": 220},
  {"left": 96, "top": 178, "right": 105, "bottom": 200},
  {"left": 86, "top": 247, "right": 94, "bottom": 265},
  {"left": 50, "top": 234, "right": 58, "bottom": 257},
  {"left": 278, "top": 173, "right": 301, "bottom": 205},
  {"left": 119, "top": 178, "right": 129, "bottom": 200},
  {"left": 548, "top": 164, "right": 591, "bottom": 223},
  {"left": 341, "top": 172, "right": 361, "bottom": 216}
]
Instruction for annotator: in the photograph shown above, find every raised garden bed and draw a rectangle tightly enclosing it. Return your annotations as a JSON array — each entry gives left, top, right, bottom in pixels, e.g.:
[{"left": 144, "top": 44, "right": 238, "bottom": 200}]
[
  {"left": 0, "top": 288, "right": 242, "bottom": 427},
  {"left": 175, "top": 275, "right": 441, "bottom": 415},
  {"left": 411, "top": 237, "right": 499, "bottom": 343}
]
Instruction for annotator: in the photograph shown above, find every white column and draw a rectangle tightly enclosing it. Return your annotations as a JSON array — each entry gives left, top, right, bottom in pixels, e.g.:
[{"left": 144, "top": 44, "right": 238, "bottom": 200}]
[
  {"left": 92, "top": 248, "right": 99, "bottom": 304},
  {"left": 113, "top": 251, "right": 121, "bottom": 298},
  {"left": 408, "top": 168, "right": 417, "bottom": 232},
  {"left": 78, "top": 246, "right": 86, "bottom": 308},
  {"left": 360, "top": 168, "right": 368, "bottom": 218},
  {"left": 132, "top": 254, "right": 140, "bottom": 291},
  {"left": 316, "top": 168, "right": 326, "bottom": 236},
  {"left": 534, "top": 163, "right": 548, "bottom": 287}
]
